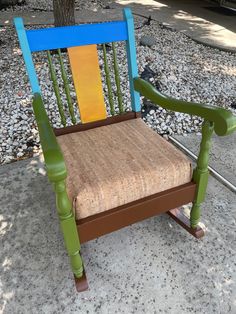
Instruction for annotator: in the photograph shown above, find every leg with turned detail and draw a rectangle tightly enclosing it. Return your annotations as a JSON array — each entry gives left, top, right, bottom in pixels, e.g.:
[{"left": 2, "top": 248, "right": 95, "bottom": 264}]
[
  {"left": 190, "top": 120, "right": 214, "bottom": 228},
  {"left": 167, "top": 120, "right": 214, "bottom": 238},
  {"left": 54, "top": 180, "right": 88, "bottom": 292}
]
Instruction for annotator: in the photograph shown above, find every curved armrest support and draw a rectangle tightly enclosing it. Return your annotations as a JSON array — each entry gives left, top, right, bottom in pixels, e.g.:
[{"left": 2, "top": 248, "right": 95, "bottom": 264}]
[
  {"left": 33, "top": 93, "right": 67, "bottom": 182},
  {"left": 134, "top": 78, "right": 236, "bottom": 136}
]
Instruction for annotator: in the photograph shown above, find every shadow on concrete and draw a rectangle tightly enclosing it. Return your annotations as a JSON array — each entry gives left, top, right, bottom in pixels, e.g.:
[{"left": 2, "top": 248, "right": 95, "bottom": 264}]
[
  {"left": 110, "top": 0, "right": 236, "bottom": 51},
  {"left": 154, "top": 0, "right": 236, "bottom": 32}
]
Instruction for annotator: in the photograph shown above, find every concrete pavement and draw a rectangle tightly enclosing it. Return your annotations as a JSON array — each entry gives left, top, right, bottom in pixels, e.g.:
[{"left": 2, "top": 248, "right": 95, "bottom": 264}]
[
  {"left": 111, "top": 0, "right": 236, "bottom": 52},
  {"left": 0, "top": 134, "right": 236, "bottom": 313},
  {"left": 174, "top": 132, "right": 236, "bottom": 187}
]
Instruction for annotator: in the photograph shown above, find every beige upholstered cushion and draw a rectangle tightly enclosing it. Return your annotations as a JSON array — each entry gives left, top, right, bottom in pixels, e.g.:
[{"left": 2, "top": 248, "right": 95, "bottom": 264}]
[{"left": 57, "top": 118, "right": 192, "bottom": 220}]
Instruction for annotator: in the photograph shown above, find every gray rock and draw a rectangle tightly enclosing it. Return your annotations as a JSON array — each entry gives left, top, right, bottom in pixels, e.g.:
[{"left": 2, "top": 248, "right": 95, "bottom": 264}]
[{"left": 140, "top": 35, "right": 156, "bottom": 48}]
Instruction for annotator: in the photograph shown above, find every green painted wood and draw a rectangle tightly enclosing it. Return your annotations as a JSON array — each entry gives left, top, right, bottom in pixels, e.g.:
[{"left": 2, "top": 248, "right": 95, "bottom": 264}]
[
  {"left": 57, "top": 49, "right": 76, "bottom": 125},
  {"left": 47, "top": 50, "right": 67, "bottom": 127},
  {"left": 134, "top": 78, "right": 236, "bottom": 136},
  {"left": 33, "top": 93, "right": 83, "bottom": 278},
  {"left": 134, "top": 77, "right": 236, "bottom": 228},
  {"left": 54, "top": 180, "right": 83, "bottom": 278},
  {"left": 112, "top": 42, "right": 124, "bottom": 114},
  {"left": 190, "top": 120, "right": 214, "bottom": 228},
  {"left": 32, "top": 93, "right": 67, "bottom": 182},
  {"left": 102, "top": 44, "right": 115, "bottom": 116}
]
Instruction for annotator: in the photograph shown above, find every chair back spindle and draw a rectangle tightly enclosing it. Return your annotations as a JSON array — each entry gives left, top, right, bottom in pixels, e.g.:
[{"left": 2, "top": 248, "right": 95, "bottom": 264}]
[
  {"left": 112, "top": 42, "right": 124, "bottom": 114},
  {"left": 47, "top": 50, "right": 67, "bottom": 126},
  {"left": 57, "top": 49, "right": 76, "bottom": 125},
  {"left": 102, "top": 44, "right": 115, "bottom": 116}
]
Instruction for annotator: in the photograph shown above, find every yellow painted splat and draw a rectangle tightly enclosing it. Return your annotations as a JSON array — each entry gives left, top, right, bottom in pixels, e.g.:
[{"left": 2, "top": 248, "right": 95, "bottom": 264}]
[{"left": 67, "top": 45, "right": 107, "bottom": 123}]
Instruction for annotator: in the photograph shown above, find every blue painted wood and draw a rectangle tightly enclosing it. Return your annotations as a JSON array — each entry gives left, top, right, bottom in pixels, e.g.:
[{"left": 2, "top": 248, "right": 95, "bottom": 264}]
[
  {"left": 26, "top": 21, "right": 128, "bottom": 52},
  {"left": 123, "top": 8, "right": 141, "bottom": 112},
  {"left": 14, "top": 17, "right": 41, "bottom": 94}
]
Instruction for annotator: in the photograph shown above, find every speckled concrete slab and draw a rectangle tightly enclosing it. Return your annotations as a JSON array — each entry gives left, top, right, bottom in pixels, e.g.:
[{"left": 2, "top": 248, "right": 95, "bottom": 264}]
[
  {"left": 174, "top": 132, "right": 236, "bottom": 187},
  {"left": 0, "top": 153, "right": 235, "bottom": 314}
]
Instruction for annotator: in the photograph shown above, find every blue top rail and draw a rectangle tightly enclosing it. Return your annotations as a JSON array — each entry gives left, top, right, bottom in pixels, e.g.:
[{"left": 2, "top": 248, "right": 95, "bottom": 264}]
[{"left": 24, "top": 20, "right": 128, "bottom": 52}]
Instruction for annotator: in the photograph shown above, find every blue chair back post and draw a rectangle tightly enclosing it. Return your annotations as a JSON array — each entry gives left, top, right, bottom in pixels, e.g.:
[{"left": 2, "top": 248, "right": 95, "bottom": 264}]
[
  {"left": 14, "top": 17, "right": 41, "bottom": 94},
  {"left": 123, "top": 8, "right": 141, "bottom": 112}
]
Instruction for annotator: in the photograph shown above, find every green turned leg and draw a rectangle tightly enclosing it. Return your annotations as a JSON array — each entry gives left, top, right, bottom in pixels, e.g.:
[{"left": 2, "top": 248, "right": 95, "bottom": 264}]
[
  {"left": 54, "top": 180, "right": 83, "bottom": 278},
  {"left": 190, "top": 120, "right": 214, "bottom": 228}
]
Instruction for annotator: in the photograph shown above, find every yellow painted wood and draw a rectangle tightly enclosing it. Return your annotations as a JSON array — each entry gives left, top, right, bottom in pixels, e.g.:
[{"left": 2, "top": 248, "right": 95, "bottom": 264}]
[{"left": 68, "top": 45, "right": 107, "bottom": 123}]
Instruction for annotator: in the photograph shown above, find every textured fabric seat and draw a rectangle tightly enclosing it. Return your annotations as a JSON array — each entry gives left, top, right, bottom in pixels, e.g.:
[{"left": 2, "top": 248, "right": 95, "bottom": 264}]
[{"left": 57, "top": 119, "right": 192, "bottom": 220}]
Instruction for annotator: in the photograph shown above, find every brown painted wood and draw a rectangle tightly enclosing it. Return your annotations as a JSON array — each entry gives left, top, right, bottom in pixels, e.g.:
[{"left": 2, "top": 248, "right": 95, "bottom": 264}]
[
  {"left": 76, "top": 182, "right": 196, "bottom": 243},
  {"left": 54, "top": 111, "right": 142, "bottom": 136},
  {"left": 74, "top": 269, "right": 89, "bottom": 292},
  {"left": 167, "top": 208, "right": 205, "bottom": 239}
]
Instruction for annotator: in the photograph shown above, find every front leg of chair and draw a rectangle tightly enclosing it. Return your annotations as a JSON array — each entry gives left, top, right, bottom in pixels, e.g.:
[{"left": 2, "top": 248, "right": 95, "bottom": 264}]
[
  {"left": 54, "top": 180, "right": 88, "bottom": 292},
  {"left": 190, "top": 120, "right": 214, "bottom": 228}
]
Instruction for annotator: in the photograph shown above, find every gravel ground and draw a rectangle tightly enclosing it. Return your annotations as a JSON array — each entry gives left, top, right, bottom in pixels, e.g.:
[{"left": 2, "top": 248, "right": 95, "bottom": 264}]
[
  {"left": 0, "top": 0, "right": 107, "bottom": 12},
  {"left": 0, "top": 1, "right": 236, "bottom": 164}
]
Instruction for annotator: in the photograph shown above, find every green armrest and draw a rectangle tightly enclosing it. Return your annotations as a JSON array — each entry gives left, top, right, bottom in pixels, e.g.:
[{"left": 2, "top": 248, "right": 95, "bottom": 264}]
[
  {"left": 33, "top": 93, "right": 67, "bottom": 182},
  {"left": 134, "top": 78, "right": 236, "bottom": 136}
]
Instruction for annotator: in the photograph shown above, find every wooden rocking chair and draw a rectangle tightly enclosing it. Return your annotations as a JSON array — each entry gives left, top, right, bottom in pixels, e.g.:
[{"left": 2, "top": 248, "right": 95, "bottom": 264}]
[{"left": 14, "top": 8, "right": 236, "bottom": 292}]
